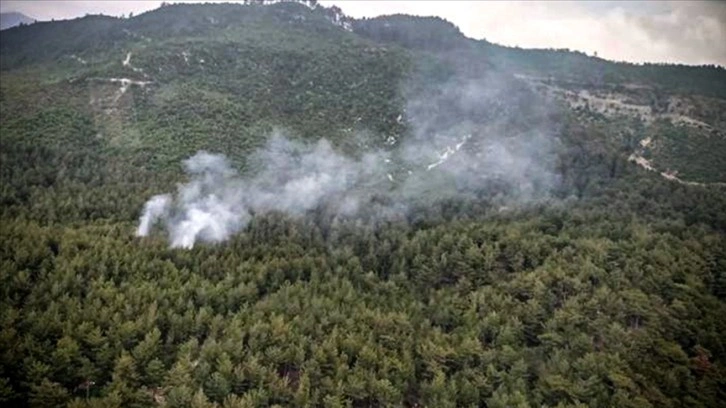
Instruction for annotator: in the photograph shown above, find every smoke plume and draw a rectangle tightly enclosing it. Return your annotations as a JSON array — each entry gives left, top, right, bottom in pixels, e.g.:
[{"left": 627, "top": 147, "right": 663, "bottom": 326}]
[
  {"left": 137, "top": 194, "right": 171, "bottom": 237},
  {"left": 137, "top": 134, "right": 390, "bottom": 248},
  {"left": 137, "top": 70, "right": 560, "bottom": 248}
]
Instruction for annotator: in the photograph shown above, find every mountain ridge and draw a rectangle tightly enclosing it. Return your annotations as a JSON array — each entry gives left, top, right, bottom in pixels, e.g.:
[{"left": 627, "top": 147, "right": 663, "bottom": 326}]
[
  {"left": 0, "top": 11, "right": 35, "bottom": 31},
  {"left": 2, "top": 2, "right": 725, "bottom": 186}
]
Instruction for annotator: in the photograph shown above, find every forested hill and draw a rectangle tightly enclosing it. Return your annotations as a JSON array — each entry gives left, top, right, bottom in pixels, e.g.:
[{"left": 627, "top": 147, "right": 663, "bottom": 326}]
[
  {"left": 353, "top": 14, "right": 726, "bottom": 97},
  {"left": 1, "top": 2, "right": 726, "bottom": 407}
]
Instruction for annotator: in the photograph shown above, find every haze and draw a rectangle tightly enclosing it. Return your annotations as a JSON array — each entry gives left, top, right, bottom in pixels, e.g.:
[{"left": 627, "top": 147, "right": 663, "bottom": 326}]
[{"left": 1, "top": 0, "right": 724, "bottom": 66}]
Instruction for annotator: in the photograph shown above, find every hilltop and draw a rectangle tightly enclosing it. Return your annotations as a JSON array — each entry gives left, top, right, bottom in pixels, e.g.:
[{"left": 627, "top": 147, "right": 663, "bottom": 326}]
[{"left": 0, "top": 12, "right": 35, "bottom": 31}]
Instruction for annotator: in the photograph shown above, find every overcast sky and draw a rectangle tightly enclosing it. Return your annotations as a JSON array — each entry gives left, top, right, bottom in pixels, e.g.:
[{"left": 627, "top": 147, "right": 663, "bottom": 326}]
[{"left": 1, "top": 0, "right": 724, "bottom": 66}]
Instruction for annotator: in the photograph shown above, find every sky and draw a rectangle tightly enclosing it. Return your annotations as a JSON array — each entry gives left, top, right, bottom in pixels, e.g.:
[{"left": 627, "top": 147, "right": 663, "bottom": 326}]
[{"left": 1, "top": 0, "right": 724, "bottom": 66}]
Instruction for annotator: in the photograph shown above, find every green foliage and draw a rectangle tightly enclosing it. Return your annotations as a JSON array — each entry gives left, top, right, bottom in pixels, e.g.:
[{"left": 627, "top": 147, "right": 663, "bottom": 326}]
[
  {"left": 353, "top": 15, "right": 726, "bottom": 99},
  {"left": 353, "top": 14, "right": 467, "bottom": 52},
  {"left": 2, "top": 191, "right": 726, "bottom": 406},
  {"left": 1, "top": 2, "right": 726, "bottom": 407},
  {"left": 646, "top": 120, "right": 726, "bottom": 183}
]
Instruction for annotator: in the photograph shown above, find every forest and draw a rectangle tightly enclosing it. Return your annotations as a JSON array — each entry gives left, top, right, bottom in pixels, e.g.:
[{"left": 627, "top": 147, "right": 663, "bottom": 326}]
[{"left": 1, "top": 2, "right": 725, "bottom": 407}]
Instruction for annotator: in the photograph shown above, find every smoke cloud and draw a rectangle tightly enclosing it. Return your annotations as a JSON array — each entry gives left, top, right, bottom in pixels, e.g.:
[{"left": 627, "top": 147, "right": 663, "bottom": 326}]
[
  {"left": 137, "top": 194, "right": 171, "bottom": 237},
  {"left": 137, "top": 134, "right": 390, "bottom": 248},
  {"left": 137, "top": 70, "right": 560, "bottom": 248}
]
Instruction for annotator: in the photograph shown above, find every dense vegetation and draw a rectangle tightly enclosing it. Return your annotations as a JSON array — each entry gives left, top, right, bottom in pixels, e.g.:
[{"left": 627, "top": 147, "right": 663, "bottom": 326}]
[
  {"left": 1, "top": 2, "right": 725, "bottom": 407},
  {"left": 353, "top": 14, "right": 726, "bottom": 99}
]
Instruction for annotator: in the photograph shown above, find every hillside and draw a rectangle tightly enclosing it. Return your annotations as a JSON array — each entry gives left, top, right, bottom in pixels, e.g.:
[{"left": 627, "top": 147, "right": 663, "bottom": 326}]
[
  {"left": 353, "top": 14, "right": 726, "bottom": 185},
  {"left": 1, "top": 2, "right": 726, "bottom": 407}
]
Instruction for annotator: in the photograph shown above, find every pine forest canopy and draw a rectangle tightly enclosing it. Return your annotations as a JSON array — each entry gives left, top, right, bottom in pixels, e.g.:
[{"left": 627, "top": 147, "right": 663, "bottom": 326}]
[{"left": 1, "top": 1, "right": 725, "bottom": 407}]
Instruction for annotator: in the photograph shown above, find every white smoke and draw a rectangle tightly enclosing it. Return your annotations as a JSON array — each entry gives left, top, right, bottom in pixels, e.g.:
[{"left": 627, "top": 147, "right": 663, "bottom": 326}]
[
  {"left": 137, "top": 69, "right": 561, "bottom": 248},
  {"left": 243, "top": 136, "right": 364, "bottom": 215},
  {"left": 137, "top": 131, "right": 556, "bottom": 248},
  {"left": 137, "top": 133, "right": 395, "bottom": 248},
  {"left": 136, "top": 194, "right": 171, "bottom": 237}
]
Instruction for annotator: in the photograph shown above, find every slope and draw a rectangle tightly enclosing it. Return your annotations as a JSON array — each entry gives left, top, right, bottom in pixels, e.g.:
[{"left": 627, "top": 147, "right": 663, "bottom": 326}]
[
  {"left": 0, "top": 12, "right": 35, "bottom": 31},
  {"left": 354, "top": 14, "right": 726, "bottom": 184},
  {"left": 1, "top": 3, "right": 726, "bottom": 408}
]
